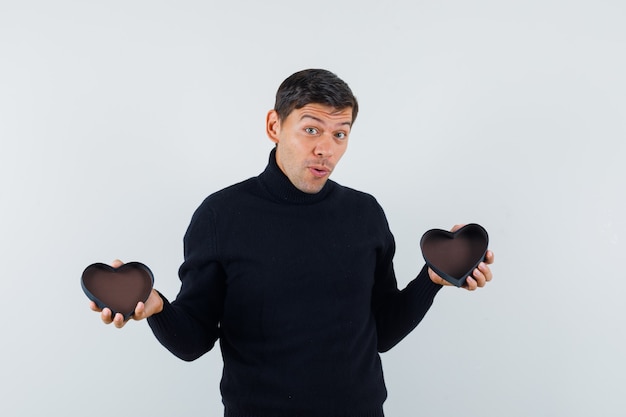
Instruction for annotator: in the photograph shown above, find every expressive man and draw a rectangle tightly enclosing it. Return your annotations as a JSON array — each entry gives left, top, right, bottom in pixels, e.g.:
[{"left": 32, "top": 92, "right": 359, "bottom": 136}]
[{"left": 92, "top": 68, "right": 494, "bottom": 417}]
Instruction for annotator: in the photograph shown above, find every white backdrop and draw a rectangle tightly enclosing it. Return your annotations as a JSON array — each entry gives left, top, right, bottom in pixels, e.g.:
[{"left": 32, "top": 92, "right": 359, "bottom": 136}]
[{"left": 1, "top": 1, "right": 624, "bottom": 416}]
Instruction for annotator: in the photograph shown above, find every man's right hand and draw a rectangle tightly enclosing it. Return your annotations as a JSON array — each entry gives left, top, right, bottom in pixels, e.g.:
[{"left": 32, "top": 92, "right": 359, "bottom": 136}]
[{"left": 89, "top": 259, "right": 164, "bottom": 329}]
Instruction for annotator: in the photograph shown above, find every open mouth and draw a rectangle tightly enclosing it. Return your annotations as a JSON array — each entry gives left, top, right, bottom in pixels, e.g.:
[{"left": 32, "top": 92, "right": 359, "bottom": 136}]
[{"left": 309, "top": 167, "right": 329, "bottom": 178}]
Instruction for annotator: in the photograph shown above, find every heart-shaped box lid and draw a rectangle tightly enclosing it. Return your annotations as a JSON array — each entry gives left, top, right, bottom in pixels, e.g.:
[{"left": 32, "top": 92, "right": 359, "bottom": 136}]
[
  {"left": 420, "top": 223, "right": 489, "bottom": 287},
  {"left": 81, "top": 262, "right": 154, "bottom": 320}
]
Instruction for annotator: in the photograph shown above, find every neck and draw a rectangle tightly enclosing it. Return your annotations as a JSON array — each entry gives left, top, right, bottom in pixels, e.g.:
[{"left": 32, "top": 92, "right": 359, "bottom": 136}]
[{"left": 259, "top": 148, "right": 334, "bottom": 205}]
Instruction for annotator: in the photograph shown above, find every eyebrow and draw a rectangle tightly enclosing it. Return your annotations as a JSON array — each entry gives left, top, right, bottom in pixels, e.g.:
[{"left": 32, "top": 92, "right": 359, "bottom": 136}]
[{"left": 300, "top": 114, "right": 352, "bottom": 128}]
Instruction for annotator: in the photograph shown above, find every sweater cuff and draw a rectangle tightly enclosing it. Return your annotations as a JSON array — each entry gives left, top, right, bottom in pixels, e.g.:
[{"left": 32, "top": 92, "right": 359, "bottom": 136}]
[{"left": 411, "top": 264, "right": 444, "bottom": 296}]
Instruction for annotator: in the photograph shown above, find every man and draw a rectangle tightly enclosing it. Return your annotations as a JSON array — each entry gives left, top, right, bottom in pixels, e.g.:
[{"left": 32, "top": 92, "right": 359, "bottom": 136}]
[{"left": 91, "top": 69, "right": 494, "bottom": 416}]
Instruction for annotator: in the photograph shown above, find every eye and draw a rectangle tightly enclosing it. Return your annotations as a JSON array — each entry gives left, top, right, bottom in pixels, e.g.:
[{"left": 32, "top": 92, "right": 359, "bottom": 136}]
[
  {"left": 305, "top": 127, "right": 319, "bottom": 135},
  {"left": 335, "top": 131, "right": 348, "bottom": 140}
]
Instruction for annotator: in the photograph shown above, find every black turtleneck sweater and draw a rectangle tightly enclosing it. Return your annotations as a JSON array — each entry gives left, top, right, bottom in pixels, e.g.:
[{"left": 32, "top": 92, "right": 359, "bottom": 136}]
[{"left": 148, "top": 149, "right": 442, "bottom": 417}]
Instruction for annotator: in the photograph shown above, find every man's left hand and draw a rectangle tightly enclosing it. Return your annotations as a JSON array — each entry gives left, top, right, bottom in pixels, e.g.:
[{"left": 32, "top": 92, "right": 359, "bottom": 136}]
[{"left": 427, "top": 224, "right": 495, "bottom": 291}]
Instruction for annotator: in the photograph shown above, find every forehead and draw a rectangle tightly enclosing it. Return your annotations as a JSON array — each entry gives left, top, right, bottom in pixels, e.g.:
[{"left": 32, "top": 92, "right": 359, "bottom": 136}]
[{"left": 289, "top": 103, "right": 353, "bottom": 124}]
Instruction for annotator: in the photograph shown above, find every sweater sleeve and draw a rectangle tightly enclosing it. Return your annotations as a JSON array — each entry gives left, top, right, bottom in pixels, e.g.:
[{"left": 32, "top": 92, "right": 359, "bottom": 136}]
[
  {"left": 147, "top": 202, "right": 226, "bottom": 361},
  {"left": 373, "top": 265, "right": 442, "bottom": 352},
  {"left": 370, "top": 205, "right": 443, "bottom": 353}
]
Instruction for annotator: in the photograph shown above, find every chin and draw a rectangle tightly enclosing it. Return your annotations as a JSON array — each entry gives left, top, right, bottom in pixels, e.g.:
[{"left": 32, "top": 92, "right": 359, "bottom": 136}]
[
  {"left": 302, "top": 187, "right": 323, "bottom": 194},
  {"left": 300, "top": 182, "right": 326, "bottom": 194}
]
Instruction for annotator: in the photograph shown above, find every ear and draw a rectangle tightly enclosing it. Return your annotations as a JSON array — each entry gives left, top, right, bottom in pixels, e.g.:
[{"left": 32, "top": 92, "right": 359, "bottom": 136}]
[{"left": 266, "top": 110, "right": 280, "bottom": 144}]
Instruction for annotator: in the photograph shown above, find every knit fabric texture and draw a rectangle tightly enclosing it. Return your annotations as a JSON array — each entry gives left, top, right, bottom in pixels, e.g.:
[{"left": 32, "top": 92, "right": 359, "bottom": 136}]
[{"left": 148, "top": 149, "right": 442, "bottom": 417}]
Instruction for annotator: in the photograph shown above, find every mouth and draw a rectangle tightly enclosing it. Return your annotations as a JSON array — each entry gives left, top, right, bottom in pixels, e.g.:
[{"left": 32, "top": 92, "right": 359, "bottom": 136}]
[{"left": 308, "top": 165, "right": 331, "bottom": 178}]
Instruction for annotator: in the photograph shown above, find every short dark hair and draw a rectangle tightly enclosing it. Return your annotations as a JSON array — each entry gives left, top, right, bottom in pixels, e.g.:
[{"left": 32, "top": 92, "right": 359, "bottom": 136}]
[{"left": 274, "top": 69, "right": 359, "bottom": 124}]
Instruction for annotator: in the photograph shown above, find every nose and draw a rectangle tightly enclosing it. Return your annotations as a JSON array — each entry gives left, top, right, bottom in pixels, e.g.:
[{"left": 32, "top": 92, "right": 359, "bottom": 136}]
[{"left": 314, "top": 133, "right": 334, "bottom": 158}]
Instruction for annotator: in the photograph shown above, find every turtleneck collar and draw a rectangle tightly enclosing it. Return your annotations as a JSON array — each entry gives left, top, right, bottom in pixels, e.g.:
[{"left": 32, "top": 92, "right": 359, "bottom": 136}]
[{"left": 258, "top": 148, "right": 335, "bottom": 205}]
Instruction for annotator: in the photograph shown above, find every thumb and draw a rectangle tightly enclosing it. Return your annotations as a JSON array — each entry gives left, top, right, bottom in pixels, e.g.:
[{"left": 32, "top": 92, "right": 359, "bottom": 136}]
[
  {"left": 133, "top": 289, "right": 163, "bottom": 320},
  {"left": 450, "top": 224, "right": 466, "bottom": 233}
]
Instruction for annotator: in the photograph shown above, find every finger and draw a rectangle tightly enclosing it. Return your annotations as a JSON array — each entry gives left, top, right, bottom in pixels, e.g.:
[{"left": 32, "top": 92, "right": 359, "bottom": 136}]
[
  {"left": 89, "top": 301, "right": 102, "bottom": 313},
  {"left": 472, "top": 267, "right": 487, "bottom": 287},
  {"left": 478, "top": 261, "right": 493, "bottom": 282},
  {"left": 484, "top": 250, "right": 495, "bottom": 265},
  {"left": 111, "top": 259, "right": 124, "bottom": 268},
  {"left": 450, "top": 224, "right": 466, "bottom": 233},
  {"left": 101, "top": 308, "right": 113, "bottom": 324},
  {"left": 113, "top": 313, "right": 126, "bottom": 329},
  {"left": 133, "top": 301, "right": 145, "bottom": 320},
  {"left": 463, "top": 276, "right": 478, "bottom": 291},
  {"left": 428, "top": 267, "right": 453, "bottom": 286}
]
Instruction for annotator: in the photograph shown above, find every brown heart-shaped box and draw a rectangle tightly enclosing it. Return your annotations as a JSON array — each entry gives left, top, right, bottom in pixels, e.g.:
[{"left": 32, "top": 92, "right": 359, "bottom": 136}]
[
  {"left": 81, "top": 262, "right": 154, "bottom": 320},
  {"left": 420, "top": 223, "right": 489, "bottom": 287}
]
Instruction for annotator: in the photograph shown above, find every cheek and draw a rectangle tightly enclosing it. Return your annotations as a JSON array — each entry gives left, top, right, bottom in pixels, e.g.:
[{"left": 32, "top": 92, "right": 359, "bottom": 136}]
[{"left": 335, "top": 143, "right": 348, "bottom": 160}]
